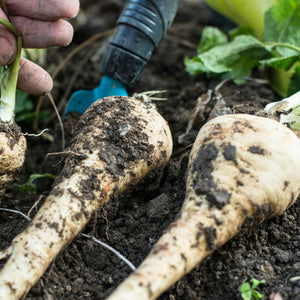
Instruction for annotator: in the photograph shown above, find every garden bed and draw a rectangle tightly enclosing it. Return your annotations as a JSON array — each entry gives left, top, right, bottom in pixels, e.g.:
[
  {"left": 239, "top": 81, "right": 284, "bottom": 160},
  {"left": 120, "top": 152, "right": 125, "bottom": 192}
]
[{"left": 0, "top": 0, "right": 299, "bottom": 299}]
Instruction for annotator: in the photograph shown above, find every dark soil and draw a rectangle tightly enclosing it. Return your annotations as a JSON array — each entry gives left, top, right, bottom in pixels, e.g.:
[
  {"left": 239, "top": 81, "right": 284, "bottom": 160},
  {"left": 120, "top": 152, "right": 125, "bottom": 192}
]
[{"left": 1, "top": 0, "right": 300, "bottom": 299}]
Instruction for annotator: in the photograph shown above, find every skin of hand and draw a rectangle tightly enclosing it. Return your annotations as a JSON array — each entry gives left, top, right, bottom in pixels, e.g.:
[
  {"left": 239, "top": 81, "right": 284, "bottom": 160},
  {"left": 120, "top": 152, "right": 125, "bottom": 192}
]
[{"left": 0, "top": 0, "right": 80, "bottom": 95}]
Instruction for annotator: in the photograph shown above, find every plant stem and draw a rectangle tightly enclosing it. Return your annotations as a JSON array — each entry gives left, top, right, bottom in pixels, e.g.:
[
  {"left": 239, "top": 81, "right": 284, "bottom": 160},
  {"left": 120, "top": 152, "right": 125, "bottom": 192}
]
[
  {"left": 0, "top": 17, "right": 22, "bottom": 122},
  {"left": 266, "top": 42, "right": 300, "bottom": 54},
  {"left": 0, "top": 0, "right": 8, "bottom": 15}
]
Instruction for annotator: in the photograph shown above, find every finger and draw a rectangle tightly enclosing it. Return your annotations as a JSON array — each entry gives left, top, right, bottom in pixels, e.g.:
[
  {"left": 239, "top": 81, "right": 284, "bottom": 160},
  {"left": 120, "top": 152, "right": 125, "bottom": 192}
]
[
  {"left": 11, "top": 16, "right": 74, "bottom": 48},
  {"left": 0, "top": 9, "right": 16, "bottom": 65},
  {"left": 6, "top": 0, "right": 80, "bottom": 20},
  {"left": 17, "top": 57, "right": 53, "bottom": 96}
]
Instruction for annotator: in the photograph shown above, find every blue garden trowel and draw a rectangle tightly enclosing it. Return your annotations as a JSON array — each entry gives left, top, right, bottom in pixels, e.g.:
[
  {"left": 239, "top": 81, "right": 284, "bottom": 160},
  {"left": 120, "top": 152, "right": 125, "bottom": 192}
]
[{"left": 64, "top": 0, "right": 179, "bottom": 116}]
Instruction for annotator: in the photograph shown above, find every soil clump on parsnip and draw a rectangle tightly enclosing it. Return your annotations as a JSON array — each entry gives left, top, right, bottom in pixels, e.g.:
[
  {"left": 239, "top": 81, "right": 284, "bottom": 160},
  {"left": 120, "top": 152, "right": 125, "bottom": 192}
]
[
  {"left": 0, "top": 121, "right": 26, "bottom": 197},
  {"left": 0, "top": 121, "right": 24, "bottom": 150}
]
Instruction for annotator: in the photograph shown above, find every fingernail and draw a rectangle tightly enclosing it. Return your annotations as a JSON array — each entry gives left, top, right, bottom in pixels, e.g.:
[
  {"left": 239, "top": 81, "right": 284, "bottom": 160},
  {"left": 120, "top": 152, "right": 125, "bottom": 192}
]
[{"left": 0, "top": 37, "right": 15, "bottom": 65}]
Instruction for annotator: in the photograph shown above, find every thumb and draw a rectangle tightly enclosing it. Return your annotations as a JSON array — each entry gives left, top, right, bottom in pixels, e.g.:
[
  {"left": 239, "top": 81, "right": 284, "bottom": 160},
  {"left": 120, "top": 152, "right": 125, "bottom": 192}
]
[{"left": 0, "top": 9, "right": 16, "bottom": 65}]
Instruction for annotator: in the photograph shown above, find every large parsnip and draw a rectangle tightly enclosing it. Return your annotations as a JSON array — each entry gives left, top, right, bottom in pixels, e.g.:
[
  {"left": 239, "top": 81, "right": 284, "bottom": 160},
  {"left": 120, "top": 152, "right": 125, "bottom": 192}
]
[
  {"left": 0, "top": 96, "right": 172, "bottom": 299},
  {"left": 107, "top": 114, "right": 300, "bottom": 300}
]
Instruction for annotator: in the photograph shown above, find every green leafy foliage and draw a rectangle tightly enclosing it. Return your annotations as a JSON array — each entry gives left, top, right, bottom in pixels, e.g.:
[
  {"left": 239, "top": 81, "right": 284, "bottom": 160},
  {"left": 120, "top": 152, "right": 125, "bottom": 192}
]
[
  {"left": 261, "top": 55, "right": 300, "bottom": 71},
  {"left": 15, "top": 90, "right": 47, "bottom": 123},
  {"left": 19, "top": 173, "right": 56, "bottom": 194},
  {"left": 289, "top": 65, "right": 300, "bottom": 96},
  {"left": 197, "top": 26, "right": 228, "bottom": 53},
  {"left": 239, "top": 278, "right": 266, "bottom": 300},
  {"left": 188, "top": 0, "right": 300, "bottom": 96},
  {"left": 264, "top": 0, "right": 300, "bottom": 56},
  {"left": 185, "top": 34, "right": 270, "bottom": 79},
  {"left": 229, "top": 26, "right": 255, "bottom": 40}
]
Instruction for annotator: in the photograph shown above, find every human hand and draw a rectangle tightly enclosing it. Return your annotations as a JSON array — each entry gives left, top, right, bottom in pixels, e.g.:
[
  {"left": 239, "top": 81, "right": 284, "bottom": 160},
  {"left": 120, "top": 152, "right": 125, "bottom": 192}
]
[{"left": 0, "top": 0, "right": 79, "bottom": 95}]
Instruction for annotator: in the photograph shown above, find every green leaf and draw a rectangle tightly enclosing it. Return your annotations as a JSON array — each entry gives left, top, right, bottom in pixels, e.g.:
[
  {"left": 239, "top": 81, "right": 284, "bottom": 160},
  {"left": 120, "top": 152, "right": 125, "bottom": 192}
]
[
  {"left": 184, "top": 56, "right": 207, "bottom": 75},
  {"left": 239, "top": 282, "right": 251, "bottom": 293},
  {"left": 197, "top": 26, "right": 228, "bottom": 53},
  {"left": 288, "top": 65, "right": 300, "bottom": 96},
  {"left": 239, "top": 282, "right": 252, "bottom": 300},
  {"left": 250, "top": 278, "right": 265, "bottom": 289},
  {"left": 229, "top": 26, "right": 255, "bottom": 40},
  {"left": 19, "top": 173, "right": 56, "bottom": 194},
  {"left": 15, "top": 90, "right": 34, "bottom": 114},
  {"left": 241, "top": 290, "right": 252, "bottom": 300},
  {"left": 264, "top": 0, "right": 300, "bottom": 56},
  {"left": 15, "top": 111, "right": 48, "bottom": 123},
  {"left": 195, "top": 35, "right": 271, "bottom": 78},
  {"left": 261, "top": 55, "right": 299, "bottom": 71},
  {"left": 185, "top": 1, "right": 300, "bottom": 96},
  {"left": 252, "top": 290, "right": 264, "bottom": 300},
  {"left": 15, "top": 90, "right": 48, "bottom": 123},
  {"left": 239, "top": 279, "right": 265, "bottom": 300}
]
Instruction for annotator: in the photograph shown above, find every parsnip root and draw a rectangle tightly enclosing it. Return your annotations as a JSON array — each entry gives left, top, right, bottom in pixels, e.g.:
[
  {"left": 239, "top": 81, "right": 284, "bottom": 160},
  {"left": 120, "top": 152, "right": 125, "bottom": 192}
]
[
  {"left": 0, "top": 121, "right": 26, "bottom": 197},
  {"left": 107, "top": 114, "right": 300, "bottom": 300},
  {"left": 0, "top": 96, "right": 172, "bottom": 299}
]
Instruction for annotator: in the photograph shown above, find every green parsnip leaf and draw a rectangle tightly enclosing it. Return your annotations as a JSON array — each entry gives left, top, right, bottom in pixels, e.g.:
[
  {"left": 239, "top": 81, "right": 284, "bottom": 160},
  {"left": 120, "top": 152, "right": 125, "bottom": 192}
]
[
  {"left": 186, "top": 35, "right": 271, "bottom": 79},
  {"left": 14, "top": 90, "right": 48, "bottom": 123},
  {"left": 184, "top": 56, "right": 207, "bottom": 75},
  {"left": 229, "top": 26, "right": 255, "bottom": 39},
  {"left": 15, "top": 90, "right": 34, "bottom": 113},
  {"left": 191, "top": 0, "right": 300, "bottom": 96},
  {"left": 288, "top": 65, "right": 300, "bottom": 95},
  {"left": 197, "top": 26, "right": 228, "bottom": 53},
  {"left": 261, "top": 55, "right": 300, "bottom": 70},
  {"left": 264, "top": 0, "right": 300, "bottom": 56}
]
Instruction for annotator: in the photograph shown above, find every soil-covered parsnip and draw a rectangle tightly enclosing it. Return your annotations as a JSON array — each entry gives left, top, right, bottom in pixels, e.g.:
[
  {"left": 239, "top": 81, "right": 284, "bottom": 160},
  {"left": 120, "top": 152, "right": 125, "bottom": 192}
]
[
  {"left": 0, "top": 96, "right": 173, "bottom": 299},
  {"left": 0, "top": 122, "right": 26, "bottom": 196},
  {"left": 107, "top": 114, "right": 300, "bottom": 300},
  {"left": 0, "top": 17, "right": 26, "bottom": 197}
]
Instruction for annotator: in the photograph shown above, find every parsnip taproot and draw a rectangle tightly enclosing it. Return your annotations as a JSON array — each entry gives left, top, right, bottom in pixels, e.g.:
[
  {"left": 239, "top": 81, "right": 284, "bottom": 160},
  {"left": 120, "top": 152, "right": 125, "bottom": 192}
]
[
  {"left": 107, "top": 114, "right": 300, "bottom": 300},
  {"left": 0, "top": 96, "right": 172, "bottom": 299},
  {"left": 0, "top": 19, "right": 26, "bottom": 197}
]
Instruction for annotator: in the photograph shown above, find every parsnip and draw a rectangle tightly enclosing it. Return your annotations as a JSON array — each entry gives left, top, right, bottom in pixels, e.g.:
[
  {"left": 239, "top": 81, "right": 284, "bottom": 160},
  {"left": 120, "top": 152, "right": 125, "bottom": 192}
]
[
  {"left": 0, "top": 122, "right": 26, "bottom": 197},
  {"left": 0, "top": 18, "right": 26, "bottom": 197},
  {"left": 107, "top": 114, "right": 300, "bottom": 300},
  {"left": 0, "top": 96, "right": 172, "bottom": 299}
]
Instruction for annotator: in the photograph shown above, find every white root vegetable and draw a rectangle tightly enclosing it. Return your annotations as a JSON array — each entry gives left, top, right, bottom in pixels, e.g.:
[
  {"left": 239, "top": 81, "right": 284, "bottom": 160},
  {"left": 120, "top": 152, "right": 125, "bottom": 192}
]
[
  {"left": 0, "top": 96, "right": 173, "bottom": 299},
  {"left": 107, "top": 114, "right": 300, "bottom": 300},
  {"left": 0, "top": 122, "right": 26, "bottom": 197},
  {"left": 0, "top": 19, "right": 26, "bottom": 197}
]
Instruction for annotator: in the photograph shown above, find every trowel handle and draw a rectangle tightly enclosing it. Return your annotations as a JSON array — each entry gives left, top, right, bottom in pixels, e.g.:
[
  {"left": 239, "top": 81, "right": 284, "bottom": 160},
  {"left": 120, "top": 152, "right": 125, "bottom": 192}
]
[{"left": 100, "top": 0, "right": 179, "bottom": 86}]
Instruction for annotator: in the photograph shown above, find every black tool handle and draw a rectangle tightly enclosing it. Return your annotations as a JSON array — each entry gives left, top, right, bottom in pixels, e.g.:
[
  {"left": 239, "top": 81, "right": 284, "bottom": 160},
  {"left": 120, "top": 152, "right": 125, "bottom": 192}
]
[{"left": 100, "top": 0, "right": 179, "bottom": 86}]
